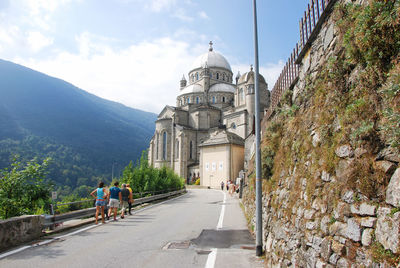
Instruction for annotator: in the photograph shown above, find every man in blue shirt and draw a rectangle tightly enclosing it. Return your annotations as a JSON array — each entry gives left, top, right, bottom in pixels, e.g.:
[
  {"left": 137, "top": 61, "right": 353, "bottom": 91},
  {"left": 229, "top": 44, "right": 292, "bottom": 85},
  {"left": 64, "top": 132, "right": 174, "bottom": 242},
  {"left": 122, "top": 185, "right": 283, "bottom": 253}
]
[{"left": 108, "top": 181, "right": 122, "bottom": 221}]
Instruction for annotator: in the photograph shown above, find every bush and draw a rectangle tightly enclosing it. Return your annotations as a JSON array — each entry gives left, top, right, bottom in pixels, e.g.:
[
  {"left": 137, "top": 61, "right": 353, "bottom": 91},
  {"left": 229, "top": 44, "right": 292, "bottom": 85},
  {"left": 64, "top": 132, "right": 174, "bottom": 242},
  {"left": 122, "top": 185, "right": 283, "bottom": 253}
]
[{"left": 195, "top": 178, "right": 200, "bottom": 185}]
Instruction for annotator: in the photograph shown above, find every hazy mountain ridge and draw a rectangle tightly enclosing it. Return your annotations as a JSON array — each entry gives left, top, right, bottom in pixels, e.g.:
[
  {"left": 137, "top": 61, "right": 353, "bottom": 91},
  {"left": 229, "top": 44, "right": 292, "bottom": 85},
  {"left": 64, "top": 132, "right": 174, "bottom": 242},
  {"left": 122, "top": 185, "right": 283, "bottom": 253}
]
[{"left": 0, "top": 59, "right": 157, "bottom": 193}]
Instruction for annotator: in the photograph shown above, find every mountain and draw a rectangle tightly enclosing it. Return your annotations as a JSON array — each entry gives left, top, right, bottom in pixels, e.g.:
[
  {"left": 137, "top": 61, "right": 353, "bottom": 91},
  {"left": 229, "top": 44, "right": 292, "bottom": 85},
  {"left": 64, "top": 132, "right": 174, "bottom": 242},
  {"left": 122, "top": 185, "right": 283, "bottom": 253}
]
[{"left": 0, "top": 59, "right": 157, "bottom": 194}]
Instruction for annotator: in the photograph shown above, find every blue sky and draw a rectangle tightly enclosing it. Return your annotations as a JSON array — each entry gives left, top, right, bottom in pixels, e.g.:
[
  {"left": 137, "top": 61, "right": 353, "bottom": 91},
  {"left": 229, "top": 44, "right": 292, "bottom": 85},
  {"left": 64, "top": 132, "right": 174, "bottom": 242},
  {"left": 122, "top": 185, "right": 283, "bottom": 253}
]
[{"left": 0, "top": 0, "right": 310, "bottom": 113}]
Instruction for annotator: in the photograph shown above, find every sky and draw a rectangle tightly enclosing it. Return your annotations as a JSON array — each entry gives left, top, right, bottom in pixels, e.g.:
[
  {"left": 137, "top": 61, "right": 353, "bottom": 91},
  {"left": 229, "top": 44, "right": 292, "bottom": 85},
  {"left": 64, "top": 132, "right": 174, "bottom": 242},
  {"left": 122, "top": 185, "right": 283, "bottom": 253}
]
[{"left": 0, "top": 0, "right": 311, "bottom": 113}]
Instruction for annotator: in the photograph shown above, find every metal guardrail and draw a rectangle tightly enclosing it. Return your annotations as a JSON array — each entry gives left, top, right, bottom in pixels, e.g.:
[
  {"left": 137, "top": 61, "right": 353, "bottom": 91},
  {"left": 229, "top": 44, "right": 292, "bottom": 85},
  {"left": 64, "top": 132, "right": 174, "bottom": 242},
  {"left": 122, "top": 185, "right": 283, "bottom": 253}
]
[{"left": 43, "top": 189, "right": 186, "bottom": 227}]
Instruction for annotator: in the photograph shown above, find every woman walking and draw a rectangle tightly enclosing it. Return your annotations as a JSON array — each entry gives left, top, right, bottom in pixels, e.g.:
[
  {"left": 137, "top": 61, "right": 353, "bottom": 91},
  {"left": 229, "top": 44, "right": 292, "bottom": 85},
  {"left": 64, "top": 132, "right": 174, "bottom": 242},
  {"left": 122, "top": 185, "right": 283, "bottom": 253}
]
[{"left": 90, "top": 182, "right": 108, "bottom": 224}]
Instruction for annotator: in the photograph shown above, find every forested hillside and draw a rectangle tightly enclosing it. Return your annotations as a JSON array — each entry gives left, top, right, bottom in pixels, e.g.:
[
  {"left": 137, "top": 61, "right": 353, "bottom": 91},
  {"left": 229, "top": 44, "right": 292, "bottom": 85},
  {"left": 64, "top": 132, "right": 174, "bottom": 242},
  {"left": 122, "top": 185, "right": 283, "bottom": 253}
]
[{"left": 0, "top": 59, "right": 157, "bottom": 197}]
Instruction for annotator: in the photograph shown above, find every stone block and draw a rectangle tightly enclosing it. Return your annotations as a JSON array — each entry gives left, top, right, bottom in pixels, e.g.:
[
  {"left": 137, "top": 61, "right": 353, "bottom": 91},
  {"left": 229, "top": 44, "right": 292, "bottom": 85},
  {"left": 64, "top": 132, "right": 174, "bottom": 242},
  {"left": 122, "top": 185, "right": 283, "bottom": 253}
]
[
  {"left": 336, "top": 258, "right": 349, "bottom": 268},
  {"left": 316, "top": 259, "right": 329, "bottom": 268},
  {"left": 361, "top": 228, "right": 373, "bottom": 246},
  {"left": 341, "top": 190, "right": 354, "bottom": 204},
  {"left": 334, "top": 201, "right": 351, "bottom": 220},
  {"left": 375, "top": 207, "right": 400, "bottom": 254},
  {"left": 343, "top": 218, "right": 361, "bottom": 242},
  {"left": 331, "top": 240, "right": 346, "bottom": 255},
  {"left": 312, "top": 131, "right": 321, "bottom": 147},
  {"left": 386, "top": 168, "right": 400, "bottom": 207},
  {"left": 0, "top": 215, "right": 43, "bottom": 251},
  {"left": 335, "top": 145, "right": 354, "bottom": 158},
  {"left": 359, "top": 203, "right": 377, "bottom": 216},
  {"left": 306, "top": 221, "right": 318, "bottom": 230},
  {"left": 329, "top": 221, "right": 346, "bottom": 236},
  {"left": 320, "top": 237, "right": 332, "bottom": 261},
  {"left": 329, "top": 253, "right": 339, "bottom": 265},
  {"left": 321, "top": 170, "right": 331, "bottom": 182},
  {"left": 304, "top": 209, "right": 316, "bottom": 220},
  {"left": 375, "top": 160, "right": 396, "bottom": 175},
  {"left": 360, "top": 217, "right": 376, "bottom": 228},
  {"left": 376, "top": 147, "right": 400, "bottom": 163},
  {"left": 320, "top": 215, "right": 331, "bottom": 235},
  {"left": 324, "top": 24, "right": 334, "bottom": 50}
]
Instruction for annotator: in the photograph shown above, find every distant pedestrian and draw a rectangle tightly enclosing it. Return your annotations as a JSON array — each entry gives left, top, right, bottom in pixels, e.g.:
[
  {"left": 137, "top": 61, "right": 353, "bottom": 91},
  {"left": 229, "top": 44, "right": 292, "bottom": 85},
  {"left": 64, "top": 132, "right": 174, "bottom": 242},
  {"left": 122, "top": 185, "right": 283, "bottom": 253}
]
[
  {"left": 226, "top": 180, "right": 229, "bottom": 191},
  {"left": 120, "top": 184, "right": 132, "bottom": 219},
  {"left": 108, "top": 181, "right": 122, "bottom": 221},
  {"left": 90, "top": 182, "right": 108, "bottom": 224},
  {"left": 126, "top": 184, "right": 133, "bottom": 215},
  {"left": 220, "top": 181, "right": 224, "bottom": 191}
]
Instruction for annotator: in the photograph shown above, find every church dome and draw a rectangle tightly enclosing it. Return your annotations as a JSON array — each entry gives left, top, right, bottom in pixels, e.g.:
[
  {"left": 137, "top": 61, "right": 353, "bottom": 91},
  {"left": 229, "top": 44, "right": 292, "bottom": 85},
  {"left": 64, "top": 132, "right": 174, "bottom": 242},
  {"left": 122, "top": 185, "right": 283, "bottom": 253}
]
[
  {"left": 238, "top": 69, "right": 266, "bottom": 85},
  {"left": 190, "top": 42, "right": 231, "bottom": 72},
  {"left": 209, "top": 83, "right": 235, "bottom": 93}
]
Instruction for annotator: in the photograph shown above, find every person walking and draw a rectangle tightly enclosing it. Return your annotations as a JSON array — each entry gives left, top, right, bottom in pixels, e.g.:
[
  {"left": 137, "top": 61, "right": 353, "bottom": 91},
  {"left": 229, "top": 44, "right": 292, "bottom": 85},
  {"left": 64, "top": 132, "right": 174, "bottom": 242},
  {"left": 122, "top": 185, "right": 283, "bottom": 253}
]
[
  {"left": 90, "top": 182, "right": 108, "bottom": 224},
  {"left": 108, "top": 181, "right": 122, "bottom": 221},
  {"left": 120, "top": 184, "right": 132, "bottom": 219},
  {"left": 126, "top": 184, "right": 133, "bottom": 215},
  {"left": 220, "top": 181, "right": 224, "bottom": 191}
]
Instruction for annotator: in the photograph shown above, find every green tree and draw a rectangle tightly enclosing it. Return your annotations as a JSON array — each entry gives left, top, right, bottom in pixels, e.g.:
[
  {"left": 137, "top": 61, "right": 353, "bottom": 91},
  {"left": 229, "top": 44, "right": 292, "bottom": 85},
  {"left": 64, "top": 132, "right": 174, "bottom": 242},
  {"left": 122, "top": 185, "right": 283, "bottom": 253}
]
[{"left": 0, "top": 157, "right": 52, "bottom": 219}]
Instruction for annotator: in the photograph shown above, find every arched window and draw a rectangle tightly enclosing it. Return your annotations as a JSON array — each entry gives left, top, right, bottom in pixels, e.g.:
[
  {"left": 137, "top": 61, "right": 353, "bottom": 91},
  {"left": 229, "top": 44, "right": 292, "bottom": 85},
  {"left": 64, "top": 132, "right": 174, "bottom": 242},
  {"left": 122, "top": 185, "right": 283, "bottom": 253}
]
[
  {"left": 212, "top": 96, "right": 216, "bottom": 104},
  {"left": 175, "top": 139, "right": 179, "bottom": 159},
  {"left": 216, "top": 73, "right": 219, "bottom": 79},
  {"left": 196, "top": 96, "right": 200, "bottom": 104},
  {"left": 162, "top": 132, "right": 167, "bottom": 160},
  {"left": 210, "top": 72, "right": 212, "bottom": 78},
  {"left": 191, "top": 75, "right": 194, "bottom": 83},
  {"left": 187, "top": 97, "right": 190, "bottom": 104},
  {"left": 196, "top": 72, "right": 199, "bottom": 80},
  {"left": 156, "top": 133, "right": 159, "bottom": 160},
  {"left": 222, "top": 73, "right": 225, "bottom": 81},
  {"left": 222, "top": 96, "right": 226, "bottom": 103},
  {"left": 231, "top": 122, "right": 236, "bottom": 129},
  {"left": 189, "top": 141, "right": 193, "bottom": 159},
  {"left": 239, "top": 88, "right": 244, "bottom": 103}
]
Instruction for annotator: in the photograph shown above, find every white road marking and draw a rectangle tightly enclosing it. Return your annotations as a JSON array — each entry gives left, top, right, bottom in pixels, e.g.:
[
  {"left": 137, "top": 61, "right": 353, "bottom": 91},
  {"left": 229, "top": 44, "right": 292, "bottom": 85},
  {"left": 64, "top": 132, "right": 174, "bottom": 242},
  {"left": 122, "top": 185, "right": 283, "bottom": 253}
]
[
  {"left": 205, "top": 248, "right": 218, "bottom": 268},
  {"left": 0, "top": 192, "right": 187, "bottom": 260},
  {"left": 217, "top": 191, "right": 226, "bottom": 230},
  {"left": 205, "top": 190, "right": 226, "bottom": 268}
]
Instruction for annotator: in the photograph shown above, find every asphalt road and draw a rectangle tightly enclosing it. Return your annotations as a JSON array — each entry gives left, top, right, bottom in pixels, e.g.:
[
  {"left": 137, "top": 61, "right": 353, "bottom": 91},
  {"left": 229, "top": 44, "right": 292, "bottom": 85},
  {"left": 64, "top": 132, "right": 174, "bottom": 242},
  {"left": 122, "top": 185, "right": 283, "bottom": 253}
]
[{"left": 0, "top": 189, "right": 263, "bottom": 268}]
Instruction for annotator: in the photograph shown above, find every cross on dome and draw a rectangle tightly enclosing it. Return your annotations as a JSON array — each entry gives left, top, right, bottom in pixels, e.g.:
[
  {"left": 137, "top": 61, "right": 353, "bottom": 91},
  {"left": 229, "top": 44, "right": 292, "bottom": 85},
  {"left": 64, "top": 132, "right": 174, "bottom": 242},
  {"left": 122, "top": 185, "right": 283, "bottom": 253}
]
[{"left": 209, "top": 41, "right": 213, "bottom": 51}]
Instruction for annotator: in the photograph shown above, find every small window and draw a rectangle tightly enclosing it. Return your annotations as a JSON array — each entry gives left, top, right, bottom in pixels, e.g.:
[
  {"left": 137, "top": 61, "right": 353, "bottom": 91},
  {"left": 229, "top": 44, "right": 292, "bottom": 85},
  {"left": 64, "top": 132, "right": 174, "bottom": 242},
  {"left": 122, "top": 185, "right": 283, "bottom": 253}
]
[
  {"left": 222, "top": 96, "right": 226, "bottom": 103},
  {"left": 222, "top": 73, "right": 225, "bottom": 81},
  {"left": 196, "top": 97, "right": 200, "bottom": 104},
  {"left": 187, "top": 97, "right": 190, "bottom": 104},
  {"left": 190, "top": 141, "right": 193, "bottom": 159},
  {"left": 162, "top": 132, "right": 167, "bottom": 160},
  {"left": 231, "top": 123, "right": 236, "bottom": 129},
  {"left": 196, "top": 72, "right": 199, "bottom": 80},
  {"left": 212, "top": 96, "right": 216, "bottom": 104},
  {"left": 216, "top": 73, "right": 219, "bottom": 79},
  {"left": 210, "top": 72, "right": 212, "bottom": 78}
]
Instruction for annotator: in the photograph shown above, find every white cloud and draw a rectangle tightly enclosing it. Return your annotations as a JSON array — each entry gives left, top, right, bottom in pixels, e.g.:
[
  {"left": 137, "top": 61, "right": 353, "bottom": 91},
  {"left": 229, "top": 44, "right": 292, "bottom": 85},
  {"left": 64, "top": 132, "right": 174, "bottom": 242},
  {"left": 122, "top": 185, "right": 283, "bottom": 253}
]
[
  {"left": 27, "top": 31, "right": 53, "bottom": 52},
  {"left": 15, "top": 35, "right": 199, "bottom": 113},
  {"left": 172, "top": 8, "right": 193, "bottom": 21},
  {"left": 198, "top": 11, "right": 209, "bottom": 20},
  {"left": 146, "top": 0, "right": 176, "bottom": 12}
]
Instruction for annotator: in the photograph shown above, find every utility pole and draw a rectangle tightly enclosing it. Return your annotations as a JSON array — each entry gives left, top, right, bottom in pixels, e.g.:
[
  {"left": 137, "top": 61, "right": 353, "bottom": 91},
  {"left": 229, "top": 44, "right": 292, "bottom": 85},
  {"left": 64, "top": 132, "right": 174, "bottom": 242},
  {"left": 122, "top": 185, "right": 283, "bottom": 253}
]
[{"left": 252, "top": 0, "right": 263, "bottom": 257}]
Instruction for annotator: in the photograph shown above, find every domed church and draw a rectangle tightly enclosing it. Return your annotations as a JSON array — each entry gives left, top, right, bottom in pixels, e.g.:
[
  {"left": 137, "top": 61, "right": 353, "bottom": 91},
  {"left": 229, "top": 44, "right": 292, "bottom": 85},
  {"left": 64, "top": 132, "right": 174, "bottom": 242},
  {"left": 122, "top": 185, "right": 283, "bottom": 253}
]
[{"left": 148, "top": 42, "right": 270, "bottom": 187}]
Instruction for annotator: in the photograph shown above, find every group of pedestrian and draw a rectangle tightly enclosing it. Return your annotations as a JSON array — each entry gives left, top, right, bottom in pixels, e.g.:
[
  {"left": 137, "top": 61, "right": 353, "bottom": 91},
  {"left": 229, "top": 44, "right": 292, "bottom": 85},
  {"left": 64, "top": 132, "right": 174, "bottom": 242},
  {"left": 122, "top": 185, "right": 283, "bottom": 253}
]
[
  {"left": 90, "top": 181, "right": 133, "bottom": 224},
  {"left": 220, "top": 180, "right": 237, "bottom": 196}
]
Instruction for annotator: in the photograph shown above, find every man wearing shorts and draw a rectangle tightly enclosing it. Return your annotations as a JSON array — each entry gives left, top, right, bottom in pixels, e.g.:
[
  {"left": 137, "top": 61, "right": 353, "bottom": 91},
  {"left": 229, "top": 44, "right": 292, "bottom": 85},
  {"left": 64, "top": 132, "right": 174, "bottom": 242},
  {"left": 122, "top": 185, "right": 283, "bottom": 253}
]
[
  {"left": 108, "top": 181, "right": 122, "bottom": 221},
  {"left": 120, "top": 184, "right": 132, "bottom": 219}
]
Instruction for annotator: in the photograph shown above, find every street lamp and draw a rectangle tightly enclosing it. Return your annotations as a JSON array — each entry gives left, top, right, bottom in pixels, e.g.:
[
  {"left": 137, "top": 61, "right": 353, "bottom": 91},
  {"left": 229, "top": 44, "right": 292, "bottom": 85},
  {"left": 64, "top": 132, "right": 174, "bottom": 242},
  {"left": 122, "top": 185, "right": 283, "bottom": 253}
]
[{"left": 252, "top": 0, "right": 263, "bottom": 257}]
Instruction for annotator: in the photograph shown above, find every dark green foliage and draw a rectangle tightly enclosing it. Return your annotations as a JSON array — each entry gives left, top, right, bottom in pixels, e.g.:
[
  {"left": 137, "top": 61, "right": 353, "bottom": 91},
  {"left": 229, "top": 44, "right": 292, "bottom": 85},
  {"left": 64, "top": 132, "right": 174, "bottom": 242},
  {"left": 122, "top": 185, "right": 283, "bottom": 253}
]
[
  {"left": 0, "top": 59, "right": 157, "bottom": 196},
  {"left": 121, "top": 151, "right": 184, "bottom": 197},
  {"left": 0, "top": 157, "right": 52, "bottom": 219}
]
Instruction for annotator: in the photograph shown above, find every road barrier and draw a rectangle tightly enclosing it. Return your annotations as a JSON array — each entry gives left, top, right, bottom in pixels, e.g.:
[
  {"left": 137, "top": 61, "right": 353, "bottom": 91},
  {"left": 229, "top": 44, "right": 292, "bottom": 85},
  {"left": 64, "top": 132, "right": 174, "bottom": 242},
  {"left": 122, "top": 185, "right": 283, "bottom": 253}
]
[{"left": 43, "top": 189, "right": 186, "bottom": 228}]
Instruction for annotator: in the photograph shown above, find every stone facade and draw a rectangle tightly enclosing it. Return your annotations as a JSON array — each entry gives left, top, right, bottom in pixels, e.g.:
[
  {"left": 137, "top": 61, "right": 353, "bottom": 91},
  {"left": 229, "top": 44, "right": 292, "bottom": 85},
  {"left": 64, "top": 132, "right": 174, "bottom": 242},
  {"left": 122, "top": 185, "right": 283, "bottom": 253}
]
[
  {"left": 242, "top": 0, "right": 400, "bottom": 267},
  {"left": 148, "top": 42, "right": 270, "bottom": 185}
]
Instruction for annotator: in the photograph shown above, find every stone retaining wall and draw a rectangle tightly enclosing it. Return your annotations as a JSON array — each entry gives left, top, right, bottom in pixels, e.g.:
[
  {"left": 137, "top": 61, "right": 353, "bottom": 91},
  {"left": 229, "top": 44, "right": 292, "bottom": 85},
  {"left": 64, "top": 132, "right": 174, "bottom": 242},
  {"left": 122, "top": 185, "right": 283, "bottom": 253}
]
[{"left": 0, "top": 215, "right": 43, "bottom": 252}]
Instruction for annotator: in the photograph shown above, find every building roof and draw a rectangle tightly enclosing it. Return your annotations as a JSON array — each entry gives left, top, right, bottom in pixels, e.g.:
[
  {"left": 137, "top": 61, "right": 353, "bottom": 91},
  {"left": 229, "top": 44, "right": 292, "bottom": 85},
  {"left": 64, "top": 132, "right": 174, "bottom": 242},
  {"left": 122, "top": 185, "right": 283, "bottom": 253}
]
[
  {"left": 238, "top": 69, "right": 266, "bottom": 85},
  {"left": 190, "top": 50, "right": 231, "bottom": 72},
  {"left": 209, "top": 83, "right": 235, "bottom": 93},
  {"left": 199, "top": 129, "right": 244, "bottom": 147},
  {"left": 180, "top": 84, "right": 203, "bottom": 95}
]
